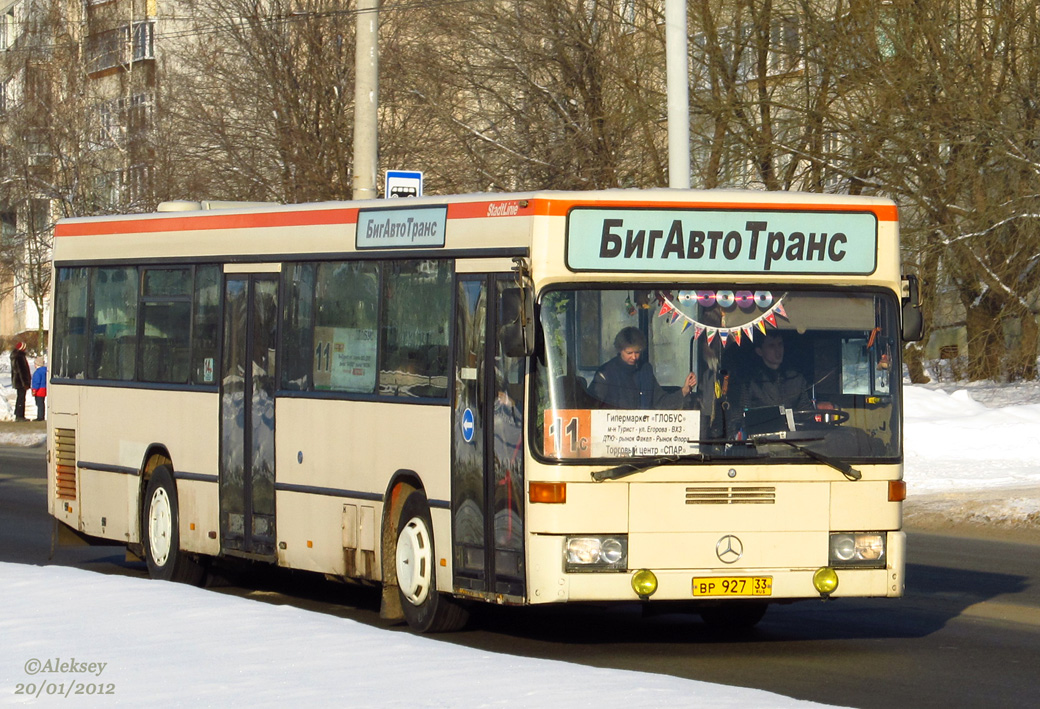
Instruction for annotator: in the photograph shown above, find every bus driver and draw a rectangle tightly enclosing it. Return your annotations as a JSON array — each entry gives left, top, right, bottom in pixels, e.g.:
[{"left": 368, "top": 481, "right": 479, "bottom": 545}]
[
  {"left": 738, "top": 331, "right": 812, "bottom": 411},
  {"left": 588, "top": 326, "right": 697, "bottom": 410}
]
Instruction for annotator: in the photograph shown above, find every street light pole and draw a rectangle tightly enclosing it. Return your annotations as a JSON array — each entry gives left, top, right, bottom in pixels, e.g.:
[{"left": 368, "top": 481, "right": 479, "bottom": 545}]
[
  {"left": 665, "top": 0, "right": 691, "bottom": 189},
  {"left": 353, "top": 0, "right": 380, "bottom": 200}
]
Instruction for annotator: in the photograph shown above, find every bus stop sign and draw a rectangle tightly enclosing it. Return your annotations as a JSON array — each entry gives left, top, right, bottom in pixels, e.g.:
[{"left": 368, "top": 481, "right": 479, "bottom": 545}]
[{"left": 385, "top": 170, "right": 423, "bottom": 198}]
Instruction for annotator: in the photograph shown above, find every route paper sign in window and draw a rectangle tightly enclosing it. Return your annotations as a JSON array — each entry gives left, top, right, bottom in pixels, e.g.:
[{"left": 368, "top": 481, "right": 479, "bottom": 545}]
[
  {"left": 313, "top": 326, "right": 377, "bottom": 393},
  {"left": 544, "top": 409, "right": 700, "bottom": 459}
]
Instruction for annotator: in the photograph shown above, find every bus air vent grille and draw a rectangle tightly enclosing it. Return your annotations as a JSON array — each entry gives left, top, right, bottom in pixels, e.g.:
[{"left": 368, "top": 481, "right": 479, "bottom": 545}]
[
  {"left": 685, "top": 486, "right": 775, "bottom": 505},
  {"left": 54, "top": 428, "right": 77, "bottom": 501}
]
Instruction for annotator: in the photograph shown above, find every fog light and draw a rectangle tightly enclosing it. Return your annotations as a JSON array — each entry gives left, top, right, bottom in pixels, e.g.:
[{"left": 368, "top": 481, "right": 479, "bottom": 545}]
[
  {"left": 813, "top": 567, "right": 839, "bottom": 596},
  {"left": 631, "top": 569, "right": 658, "bottom": 598}
]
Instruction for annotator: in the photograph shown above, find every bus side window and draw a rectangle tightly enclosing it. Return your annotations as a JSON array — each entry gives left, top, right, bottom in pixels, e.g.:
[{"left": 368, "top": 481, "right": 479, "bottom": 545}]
[
  {"left": 140, "top": 268, "right": 192, "bottom": 384},
  {"left": 280, "top": 263, "right": 316, "bottom": 391},
  {"left": 313, "top": 261, "right": 379, "bottom": 394},
  {"left": 192, "top": 265, "right": 222, "bottom": 386},
  {"left": 89, "top": 266, "right": 138, "bottom": 381},
  {"left": 378, "top": 260, "right": 451, "bottom": 399},
  {"left": 53, "top": 268, "right": 89, "bottom": 379}
]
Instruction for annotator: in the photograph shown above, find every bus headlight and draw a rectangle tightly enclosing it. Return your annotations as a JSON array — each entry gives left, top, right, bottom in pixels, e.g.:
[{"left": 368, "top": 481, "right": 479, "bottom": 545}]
[
  {"left": 564, "top": 535, "right": 628, "bottom": 572},
  {"left": 829, "top": 533, "right": 886, "bottom": 567}
]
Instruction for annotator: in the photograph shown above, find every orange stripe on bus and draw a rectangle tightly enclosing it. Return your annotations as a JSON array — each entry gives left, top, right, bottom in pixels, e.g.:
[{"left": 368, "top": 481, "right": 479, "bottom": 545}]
[
  {"left": 54, "top": 208, "right": 359, "bottom": 237},
  {"left": 448, "top": 198, "right": 896, "bottom": 221},
  {"left": 538, "top": 199, "right": 898, "bottom": 221}
]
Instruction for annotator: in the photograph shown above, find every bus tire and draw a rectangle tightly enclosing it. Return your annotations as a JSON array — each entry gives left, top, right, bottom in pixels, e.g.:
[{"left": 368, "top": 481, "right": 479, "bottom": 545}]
[
  {"left": 698, "top": 601, "right": 768, "bottom": 630},
  {"left": 395, "top": 490, "right": 469, "bottom": 633},
  {"left": 142, "top": 465, "right": 206, "bottom": 586}
]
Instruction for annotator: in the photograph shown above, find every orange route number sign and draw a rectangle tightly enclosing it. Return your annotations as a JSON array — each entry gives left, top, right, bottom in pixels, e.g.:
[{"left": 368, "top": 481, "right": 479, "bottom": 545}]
[{"left": 543, "top": 410, "right": 592, "bottom": 458}]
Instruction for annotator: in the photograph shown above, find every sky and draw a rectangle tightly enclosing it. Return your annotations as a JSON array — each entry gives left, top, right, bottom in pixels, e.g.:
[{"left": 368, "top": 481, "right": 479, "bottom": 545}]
[{"left": 1, "top": 370, "right": 1038, "bottom": 708}]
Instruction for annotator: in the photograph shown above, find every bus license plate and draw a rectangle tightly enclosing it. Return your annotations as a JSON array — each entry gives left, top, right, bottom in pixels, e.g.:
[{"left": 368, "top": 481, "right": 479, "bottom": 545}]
[{"left": 693, "top": 577, "right": 772, "bottom": 597}]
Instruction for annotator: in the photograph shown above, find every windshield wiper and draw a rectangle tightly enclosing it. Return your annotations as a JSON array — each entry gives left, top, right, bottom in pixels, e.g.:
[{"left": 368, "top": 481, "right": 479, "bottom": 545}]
[
  {"left": 591, "top": 454, "right": 705, "bottom": 482},
  {"left": 590, "top": 434, "right": 861, "bottom": 483},
  {"left": 679, "top": 435, "right": 862, "bottom": 481}
]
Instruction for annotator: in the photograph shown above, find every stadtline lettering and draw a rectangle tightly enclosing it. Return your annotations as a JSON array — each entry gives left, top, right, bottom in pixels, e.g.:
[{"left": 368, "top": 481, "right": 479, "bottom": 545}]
[
  {"left": 365, "top": 217, "right": 441, "bottom": 242},
  {"left": 598, "top": 218, "right": 848, "bottom": 271},
  {"left": 487, "top": 202, "right": 520, "bottom": 217}
]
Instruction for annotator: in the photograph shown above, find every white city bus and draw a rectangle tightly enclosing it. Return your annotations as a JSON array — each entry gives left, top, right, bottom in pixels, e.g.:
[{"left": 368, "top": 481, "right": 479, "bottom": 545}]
[{"left": 48, "top": 189, "right": 921, "bottom": 632}]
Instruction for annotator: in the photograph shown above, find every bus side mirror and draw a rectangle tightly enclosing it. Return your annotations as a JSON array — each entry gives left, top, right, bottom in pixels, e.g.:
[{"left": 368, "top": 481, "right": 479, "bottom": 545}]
[
  {"left": 901, "top": 274, "right": 924, "bottom": 342},
  {"left": 500, "top": 287, "right": 535, "bottom": 357}
]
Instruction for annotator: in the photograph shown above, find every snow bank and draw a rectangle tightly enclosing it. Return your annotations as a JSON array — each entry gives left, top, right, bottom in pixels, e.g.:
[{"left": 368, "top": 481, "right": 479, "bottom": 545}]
[{"left": 0, "top": 563, "right": 836, "bottom": 708}]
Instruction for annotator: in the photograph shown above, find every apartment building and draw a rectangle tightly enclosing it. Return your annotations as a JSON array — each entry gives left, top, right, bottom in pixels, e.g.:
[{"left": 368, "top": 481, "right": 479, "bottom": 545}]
[{"left": 0, "top": 0, "right": 164, "bottom": 346}]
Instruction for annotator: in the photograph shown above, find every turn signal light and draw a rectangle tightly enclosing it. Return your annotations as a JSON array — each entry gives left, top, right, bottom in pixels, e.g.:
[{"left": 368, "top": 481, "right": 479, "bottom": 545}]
[
  {"left": 529, "top": 482, "right": 566, "bottom": 504},
  {"left": 889, "top": 480, "right": 906, "bottom": 502}
]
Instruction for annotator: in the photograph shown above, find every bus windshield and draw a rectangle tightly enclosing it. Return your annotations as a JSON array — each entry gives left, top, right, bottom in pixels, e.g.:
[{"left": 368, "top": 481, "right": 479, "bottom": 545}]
[{"left": 534, "top": 287, "right": 900, "bottom": 463}]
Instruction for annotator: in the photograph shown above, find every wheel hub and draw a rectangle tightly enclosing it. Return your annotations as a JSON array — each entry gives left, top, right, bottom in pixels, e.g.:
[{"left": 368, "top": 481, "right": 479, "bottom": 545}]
[
  {"left": 148, "top": 487, "right": 173, "bottom": 566},
  {"left": 396, "top": 517, "right": 432, "bottom": 605}
]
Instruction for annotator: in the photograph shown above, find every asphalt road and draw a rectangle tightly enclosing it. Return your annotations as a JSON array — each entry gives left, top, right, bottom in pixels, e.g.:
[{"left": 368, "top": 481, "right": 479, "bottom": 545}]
[{"left": 2, "top": 445, "right": 1038, "bottom": 708}]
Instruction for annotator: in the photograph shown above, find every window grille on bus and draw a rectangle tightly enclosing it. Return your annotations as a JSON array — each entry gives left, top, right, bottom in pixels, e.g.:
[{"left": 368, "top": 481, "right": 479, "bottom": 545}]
[
  {"left": 54, "top": 429, "right": 77, "bottom": 501},
  {"left": 685, "top": 486, "right": 776, "bottom": 505}
]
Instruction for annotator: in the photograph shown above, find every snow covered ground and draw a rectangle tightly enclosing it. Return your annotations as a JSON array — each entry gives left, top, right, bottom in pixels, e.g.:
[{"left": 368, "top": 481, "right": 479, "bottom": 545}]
[
  {"left": 1, "top": 374, "right": 1038, "bottom": 707},
  {"left": 902, "top": 381, "right": 1040, "bottom": 529},
  {"left": 0, "top": 563, "right": 833, "bottom": 709}
]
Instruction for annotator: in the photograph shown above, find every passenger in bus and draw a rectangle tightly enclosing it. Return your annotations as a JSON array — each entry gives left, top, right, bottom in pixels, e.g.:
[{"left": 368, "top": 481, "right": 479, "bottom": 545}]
[
  {"left": 588, "top": 327, "right": 697, "bottom": 410},
  {"left": 737, "top": 331, "right": 812, "bottom": 412}
]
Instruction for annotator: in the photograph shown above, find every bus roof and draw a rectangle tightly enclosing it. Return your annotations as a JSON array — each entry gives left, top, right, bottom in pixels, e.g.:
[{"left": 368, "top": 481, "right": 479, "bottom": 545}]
[{"left": 54, "top": 189, "right": 897, "bottom": 238}]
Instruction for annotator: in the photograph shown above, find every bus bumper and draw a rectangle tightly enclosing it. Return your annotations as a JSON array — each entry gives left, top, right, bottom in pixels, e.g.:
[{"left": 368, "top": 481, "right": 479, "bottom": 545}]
[{"left": 526, "top": 530, "right": 905, "bottom": 604}]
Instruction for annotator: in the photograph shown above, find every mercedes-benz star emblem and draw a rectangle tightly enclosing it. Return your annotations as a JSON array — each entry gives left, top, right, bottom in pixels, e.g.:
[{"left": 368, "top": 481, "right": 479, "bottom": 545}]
[{"left": 716, "top": 535, "right": 744, "bottom": 564}]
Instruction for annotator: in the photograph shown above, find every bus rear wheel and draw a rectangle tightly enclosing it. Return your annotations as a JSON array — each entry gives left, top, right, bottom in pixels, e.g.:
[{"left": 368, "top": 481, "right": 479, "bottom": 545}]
[
  {"left": 142, "top": 465, "right": 206, "bottom": 586},
  {"left": 395, "top": 490, "right": 469, "bottom": 633}
]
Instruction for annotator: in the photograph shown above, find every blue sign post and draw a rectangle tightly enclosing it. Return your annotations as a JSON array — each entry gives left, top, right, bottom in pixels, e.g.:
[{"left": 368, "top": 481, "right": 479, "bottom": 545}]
[{"left": 385, "top": 170, "right": 423, "bottom": 198}]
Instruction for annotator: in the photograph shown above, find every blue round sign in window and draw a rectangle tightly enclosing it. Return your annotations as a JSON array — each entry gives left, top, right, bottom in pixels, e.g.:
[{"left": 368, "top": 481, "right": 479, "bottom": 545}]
[{"left": 461, "top": 408, "right": 475, "bottom": 443}]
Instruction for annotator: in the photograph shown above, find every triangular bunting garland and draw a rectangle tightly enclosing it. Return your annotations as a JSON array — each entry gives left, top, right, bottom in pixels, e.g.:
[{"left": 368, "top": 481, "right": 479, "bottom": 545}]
[{"left": 651, "top": 293, "right": 790, "bottom": 344}]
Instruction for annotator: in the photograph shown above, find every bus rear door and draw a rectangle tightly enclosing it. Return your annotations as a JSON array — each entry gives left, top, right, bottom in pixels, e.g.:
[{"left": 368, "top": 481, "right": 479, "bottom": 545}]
[{"left": 219, "top": 270, "right": 279, "bottom": 559}]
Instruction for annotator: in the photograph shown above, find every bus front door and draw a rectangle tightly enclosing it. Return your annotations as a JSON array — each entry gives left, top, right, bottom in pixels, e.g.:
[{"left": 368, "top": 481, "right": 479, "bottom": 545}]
[
  {"left": 219, "top": 273, "right": 279, "bottom": 559},
  {"left": 452, "top": 275, "right": 526, "bottom": 600}
]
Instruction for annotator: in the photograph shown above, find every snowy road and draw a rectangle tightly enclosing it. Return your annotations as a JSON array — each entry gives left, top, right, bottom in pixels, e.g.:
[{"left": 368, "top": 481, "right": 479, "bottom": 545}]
[{"left": 3, "top": 446, "right": 1040, "bottom": 708}]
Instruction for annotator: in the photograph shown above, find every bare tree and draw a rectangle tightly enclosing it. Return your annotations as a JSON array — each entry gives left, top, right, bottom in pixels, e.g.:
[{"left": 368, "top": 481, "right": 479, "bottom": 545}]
[
  {"left": 404, "top": 0, "right": 669, "bottom": 193},
  {"left": 842, "top": 0, "right": 1040, "bottom": 381},
  {"left": 687, "top": 0, "right": 1040, "bottom": 381},
  {"left": 159, "top": 0, "right": 360, "bottom": 202}
]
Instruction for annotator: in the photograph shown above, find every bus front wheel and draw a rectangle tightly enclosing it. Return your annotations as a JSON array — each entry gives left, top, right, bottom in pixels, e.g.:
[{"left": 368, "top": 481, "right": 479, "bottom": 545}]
[
  {"left": 142, "top": 465, "right": 206, "bottom": 586},
  {"left": 395, "top": 490, "right": 469, "bottom": 633}
]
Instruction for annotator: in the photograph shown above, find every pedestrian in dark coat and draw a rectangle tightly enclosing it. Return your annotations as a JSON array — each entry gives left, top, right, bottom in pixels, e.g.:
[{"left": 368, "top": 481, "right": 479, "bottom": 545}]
[{"left": 10, "top": 342, "right": 31, "bottom": 422}]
